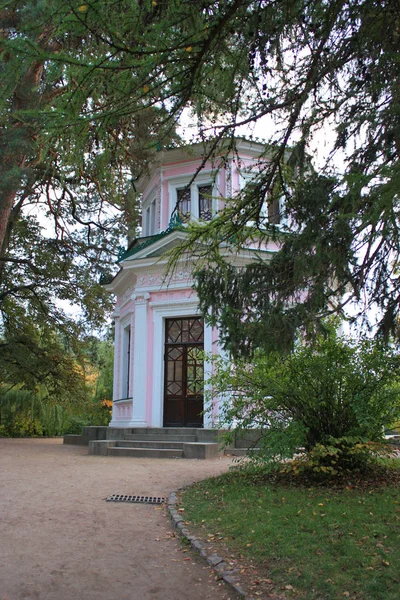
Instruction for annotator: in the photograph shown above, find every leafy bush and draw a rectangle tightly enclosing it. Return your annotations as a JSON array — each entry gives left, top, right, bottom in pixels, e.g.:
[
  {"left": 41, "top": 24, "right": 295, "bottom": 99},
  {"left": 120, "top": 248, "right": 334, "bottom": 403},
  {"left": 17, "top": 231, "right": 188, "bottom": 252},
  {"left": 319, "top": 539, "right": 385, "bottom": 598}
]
[
  {"left": 280, "top": 436, "right": 394, "bottom": 478},
  {"left": 62, "top": 415, "right": 91, "bottom": 435},
  {"left": 210, "top": 333, "right": 400, "bottom": 472},
  {"left": 0, "top": 412, "right": 43, "bottom": 437}
]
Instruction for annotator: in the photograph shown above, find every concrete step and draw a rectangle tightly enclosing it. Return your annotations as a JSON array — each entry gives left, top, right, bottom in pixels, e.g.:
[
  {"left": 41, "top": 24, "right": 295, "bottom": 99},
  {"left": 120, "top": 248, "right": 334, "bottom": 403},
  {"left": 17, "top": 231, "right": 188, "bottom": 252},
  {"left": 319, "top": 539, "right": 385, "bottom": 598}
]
[
  {"left": 89, "top": 439, "right": 221, "bottom": 459},
  {"left": 115, "top": 440, "right": 185, "bottom": 450},
  {"left": 128, "top": 427, "right": 201, "bottom": 436},
  {"left": 107, "top": 447, "right": 184, "bottom": 459},
  {"left": 125, "top": 433, "right": 197, "bottom": 442}
]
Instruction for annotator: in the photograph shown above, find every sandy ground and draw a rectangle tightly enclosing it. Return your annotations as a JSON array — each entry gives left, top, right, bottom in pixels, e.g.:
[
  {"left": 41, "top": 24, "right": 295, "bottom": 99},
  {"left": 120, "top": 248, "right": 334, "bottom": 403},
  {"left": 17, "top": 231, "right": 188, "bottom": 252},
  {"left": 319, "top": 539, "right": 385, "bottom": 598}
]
[{"left": 0, "top": 438, "right": 236, "bottom": 600}]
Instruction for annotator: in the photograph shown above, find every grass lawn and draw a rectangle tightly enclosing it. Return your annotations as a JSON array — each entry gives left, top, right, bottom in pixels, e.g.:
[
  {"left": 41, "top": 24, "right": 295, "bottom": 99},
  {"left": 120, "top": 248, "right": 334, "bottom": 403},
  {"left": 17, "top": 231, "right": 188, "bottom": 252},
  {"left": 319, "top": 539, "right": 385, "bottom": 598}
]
[{"left": 181, "top": 460, "right": 400, "bottom": 599}]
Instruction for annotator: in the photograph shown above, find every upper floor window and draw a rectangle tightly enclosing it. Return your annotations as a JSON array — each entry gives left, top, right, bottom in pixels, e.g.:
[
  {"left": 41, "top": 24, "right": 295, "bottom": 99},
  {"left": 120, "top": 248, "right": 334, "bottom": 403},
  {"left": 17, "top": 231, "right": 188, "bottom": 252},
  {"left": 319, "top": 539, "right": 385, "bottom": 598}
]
[
  {"left": 144, "top": 199, "right": 156, "bottom": 236},
  {"left": 198, "top": 184, "right": 212, "bottom": 220},
  {"left": 171, "top": 178, "right": 215, "bottom": 223},
  {"left": 177, "top": 188, "right": 191, "bottom": 221}
]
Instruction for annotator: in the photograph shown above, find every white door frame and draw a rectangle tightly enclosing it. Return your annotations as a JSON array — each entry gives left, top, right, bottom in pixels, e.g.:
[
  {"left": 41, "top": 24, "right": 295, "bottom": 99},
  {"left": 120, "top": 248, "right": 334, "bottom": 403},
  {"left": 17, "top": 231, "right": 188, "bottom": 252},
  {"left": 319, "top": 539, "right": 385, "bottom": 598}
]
[{"left": 150, "top": 299, "right": 214, "bottom": 428}]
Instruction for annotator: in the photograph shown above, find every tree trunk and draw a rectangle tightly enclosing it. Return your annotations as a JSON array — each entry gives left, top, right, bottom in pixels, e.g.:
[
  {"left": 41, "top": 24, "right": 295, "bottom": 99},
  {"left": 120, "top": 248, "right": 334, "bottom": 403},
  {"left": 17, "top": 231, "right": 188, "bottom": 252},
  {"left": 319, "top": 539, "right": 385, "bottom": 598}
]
[{"left": 0, "top": 189, "right": 17, "bottom": 258}]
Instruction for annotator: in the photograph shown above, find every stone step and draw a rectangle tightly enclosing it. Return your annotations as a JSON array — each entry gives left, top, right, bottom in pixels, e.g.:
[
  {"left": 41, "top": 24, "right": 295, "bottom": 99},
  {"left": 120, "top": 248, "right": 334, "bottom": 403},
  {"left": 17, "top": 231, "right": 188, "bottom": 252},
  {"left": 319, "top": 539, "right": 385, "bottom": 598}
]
[
  {"left": 125, "top": 433, "right": 197, "bottom": 442},
  {"left": 89, "top": 439, "right": 221, "bottom": 459},
  {"left": 128, "top": 427, "right": 202, "bottom": 436},
  {"left": 107, "top": 447, "right": 184, "bottom": 459},
  {"left": 115, "top": 440, "right": 185, "bottom": 450}
]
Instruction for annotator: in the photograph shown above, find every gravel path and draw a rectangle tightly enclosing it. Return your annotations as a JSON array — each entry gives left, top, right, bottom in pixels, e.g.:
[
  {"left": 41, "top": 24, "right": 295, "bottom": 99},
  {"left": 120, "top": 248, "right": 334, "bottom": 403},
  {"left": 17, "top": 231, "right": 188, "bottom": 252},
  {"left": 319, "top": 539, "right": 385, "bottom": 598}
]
[{"left": 0, "top": 438, "right": 235, "bottom": 600}]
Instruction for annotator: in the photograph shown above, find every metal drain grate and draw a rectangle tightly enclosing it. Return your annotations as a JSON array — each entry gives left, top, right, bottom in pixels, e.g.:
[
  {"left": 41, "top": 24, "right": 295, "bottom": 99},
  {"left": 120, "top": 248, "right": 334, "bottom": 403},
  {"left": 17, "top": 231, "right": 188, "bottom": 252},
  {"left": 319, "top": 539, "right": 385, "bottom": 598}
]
[{"left": 106, "top": 494, "right": 166, "bottom": 505}]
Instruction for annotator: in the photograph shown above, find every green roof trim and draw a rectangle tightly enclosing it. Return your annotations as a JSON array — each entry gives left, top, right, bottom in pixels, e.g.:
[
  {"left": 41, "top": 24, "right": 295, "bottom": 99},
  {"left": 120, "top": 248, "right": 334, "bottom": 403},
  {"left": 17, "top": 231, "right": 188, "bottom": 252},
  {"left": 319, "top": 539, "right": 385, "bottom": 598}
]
[{"left": 118, "top": 213, "right": 184, "bottom": 262}]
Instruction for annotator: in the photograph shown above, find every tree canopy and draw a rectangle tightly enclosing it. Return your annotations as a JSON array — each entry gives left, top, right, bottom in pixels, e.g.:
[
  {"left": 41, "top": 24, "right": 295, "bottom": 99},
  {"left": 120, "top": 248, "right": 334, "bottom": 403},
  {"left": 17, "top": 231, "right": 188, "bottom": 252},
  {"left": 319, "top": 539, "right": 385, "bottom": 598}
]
[
  {"left": 1, "top": 0, "right": 399, "bottom": 360},
  {"left": 0, "top": 0, "right": 177, "bottom": 385}
]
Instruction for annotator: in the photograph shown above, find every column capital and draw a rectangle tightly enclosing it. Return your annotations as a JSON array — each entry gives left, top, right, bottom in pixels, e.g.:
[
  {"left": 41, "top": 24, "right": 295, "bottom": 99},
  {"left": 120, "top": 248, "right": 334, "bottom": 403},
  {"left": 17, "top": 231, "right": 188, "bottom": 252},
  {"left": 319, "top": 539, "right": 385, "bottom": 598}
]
[{"left": 132, "top": 292, "right": 151, "bottom": 304}]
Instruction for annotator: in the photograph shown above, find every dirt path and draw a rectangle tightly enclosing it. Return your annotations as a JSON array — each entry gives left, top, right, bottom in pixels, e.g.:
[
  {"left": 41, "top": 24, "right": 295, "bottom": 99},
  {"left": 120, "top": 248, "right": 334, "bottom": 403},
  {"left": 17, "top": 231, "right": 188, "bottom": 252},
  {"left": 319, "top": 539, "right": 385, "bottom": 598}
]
[{"left": 0, "top": 438, "right": 235, "bottom": 600}]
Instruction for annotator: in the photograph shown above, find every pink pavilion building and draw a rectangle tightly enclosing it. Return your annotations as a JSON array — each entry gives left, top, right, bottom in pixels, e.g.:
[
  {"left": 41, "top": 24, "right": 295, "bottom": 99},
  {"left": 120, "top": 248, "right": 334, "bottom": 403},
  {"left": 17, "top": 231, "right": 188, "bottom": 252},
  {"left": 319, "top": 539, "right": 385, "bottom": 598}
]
[{"left": 104, "top": 139, "right": 280, "bottom": 430}]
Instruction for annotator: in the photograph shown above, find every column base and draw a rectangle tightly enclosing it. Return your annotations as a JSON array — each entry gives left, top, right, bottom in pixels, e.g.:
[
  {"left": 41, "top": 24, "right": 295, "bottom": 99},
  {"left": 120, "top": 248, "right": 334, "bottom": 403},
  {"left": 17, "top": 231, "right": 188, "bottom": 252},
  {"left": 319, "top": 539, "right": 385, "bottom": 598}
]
[
  {"left": 127, "top": 419, "right": 148, "bottom": 428},
  {"left": 108, "top": 419, "right": 132, "bottom": 428}
]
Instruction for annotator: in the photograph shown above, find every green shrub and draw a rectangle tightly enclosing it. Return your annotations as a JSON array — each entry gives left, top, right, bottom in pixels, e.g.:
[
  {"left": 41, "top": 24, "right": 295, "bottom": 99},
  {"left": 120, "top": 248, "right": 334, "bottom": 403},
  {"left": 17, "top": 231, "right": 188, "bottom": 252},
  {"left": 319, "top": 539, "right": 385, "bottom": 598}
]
[
  {"left": 62, "top": 415, "right": 91, "bottom": 435},
  {"left": 281, "top": 436, "right": 394, "bottom": 478},
  {"left": 0, "top": 412, "right": 43, "bottom": 437},
  {"left": 210, "top": 332, "right": 400, "bottom": 472}
]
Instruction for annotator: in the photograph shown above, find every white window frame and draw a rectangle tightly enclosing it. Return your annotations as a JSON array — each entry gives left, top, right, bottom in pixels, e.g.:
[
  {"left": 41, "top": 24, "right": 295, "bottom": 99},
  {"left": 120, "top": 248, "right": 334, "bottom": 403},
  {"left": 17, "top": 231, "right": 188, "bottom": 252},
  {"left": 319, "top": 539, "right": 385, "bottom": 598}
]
[
  {"left": 167, "top": 173, "right": 217, "bottom": 223},
  {"left": 143, "top": 197, "right": 156, "bottom": 236}
]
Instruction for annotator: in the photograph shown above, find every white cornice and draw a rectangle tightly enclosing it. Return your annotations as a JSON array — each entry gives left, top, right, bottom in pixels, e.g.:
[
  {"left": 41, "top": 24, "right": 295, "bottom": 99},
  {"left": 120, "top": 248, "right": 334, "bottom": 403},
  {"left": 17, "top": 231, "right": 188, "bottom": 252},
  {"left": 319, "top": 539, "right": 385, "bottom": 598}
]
[{"left": 150, "top": 298, "right": 199, "bottom": 311}]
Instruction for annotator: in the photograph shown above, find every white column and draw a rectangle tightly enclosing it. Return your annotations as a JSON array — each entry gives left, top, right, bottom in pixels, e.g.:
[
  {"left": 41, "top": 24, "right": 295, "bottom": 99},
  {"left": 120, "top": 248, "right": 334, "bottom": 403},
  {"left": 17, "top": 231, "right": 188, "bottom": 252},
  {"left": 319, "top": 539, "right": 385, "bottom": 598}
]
[
  {"left": 203, "top": 321, "right": 213, "bottom": 428},
  {"left": 112, "top": 310, "right": 120, "bottom": 402},
  {"left": 151, "top": 308, "right": 164, "bottom": 428},
  {"left": 109, "top": 310, "right": 122, "bottom": 426},
  {"left": 129, "top": 293, "right": 150, "bottom": 427}
]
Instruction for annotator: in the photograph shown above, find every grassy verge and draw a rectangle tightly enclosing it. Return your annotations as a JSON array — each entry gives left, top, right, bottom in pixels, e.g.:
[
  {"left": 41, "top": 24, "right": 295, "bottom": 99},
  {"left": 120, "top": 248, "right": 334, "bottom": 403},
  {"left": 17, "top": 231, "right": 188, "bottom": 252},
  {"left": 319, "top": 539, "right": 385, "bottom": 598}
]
[{"left": 181, "top": 461, "right": 400, "bottom": 599}]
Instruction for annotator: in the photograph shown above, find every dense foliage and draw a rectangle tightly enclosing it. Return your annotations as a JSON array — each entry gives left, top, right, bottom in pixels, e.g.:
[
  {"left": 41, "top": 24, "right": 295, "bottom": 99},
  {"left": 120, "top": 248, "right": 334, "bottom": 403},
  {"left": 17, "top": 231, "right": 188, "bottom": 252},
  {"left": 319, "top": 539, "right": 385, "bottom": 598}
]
[
  {"left": 0, "top": 334, "right": 113, "bottom": 436},
  {"left": 210, "top": 333, "right": 400, "bottom": 472},
  {"left": 0, "top": 0, "right": 178, "bottom": 383},
  {"left": 1, "top": 1, "right": 399, "bottom": 362}
]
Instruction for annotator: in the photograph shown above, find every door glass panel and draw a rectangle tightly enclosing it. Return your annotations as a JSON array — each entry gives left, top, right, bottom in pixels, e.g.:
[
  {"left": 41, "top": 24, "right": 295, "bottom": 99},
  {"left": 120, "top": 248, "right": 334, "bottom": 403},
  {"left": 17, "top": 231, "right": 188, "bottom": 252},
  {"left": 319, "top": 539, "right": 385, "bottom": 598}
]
[
  {"left": 168, "top": 346, "right": 183, "bottom": 360},
  {"left": 186, "top": 346, "right": 204, "bottom": 396},
  {"left": 167, "top": 320, "right": 181, "bottom": 343},
  {"left": 188, "top": 318, "right": 204, "bottom": 342},
  {"left": 167, "top": 381, "right": 183, "bottom": 395},
  {"left": 198, "top": 185, "right": 212, "bottom": 221},
  {"left": 167, "top": 361, "right": 174, "bottom": 380},
  {"left": 181, "top": 319, "right": 190, "bottom": 343}
]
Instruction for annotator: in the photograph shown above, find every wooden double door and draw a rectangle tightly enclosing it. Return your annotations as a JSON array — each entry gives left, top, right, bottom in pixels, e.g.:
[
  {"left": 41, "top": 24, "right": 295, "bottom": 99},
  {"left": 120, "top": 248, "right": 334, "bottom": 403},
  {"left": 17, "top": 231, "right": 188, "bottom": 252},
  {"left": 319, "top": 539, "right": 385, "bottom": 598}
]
[{"left": 163, "top": 317, "right": 204, "bottom": 428}]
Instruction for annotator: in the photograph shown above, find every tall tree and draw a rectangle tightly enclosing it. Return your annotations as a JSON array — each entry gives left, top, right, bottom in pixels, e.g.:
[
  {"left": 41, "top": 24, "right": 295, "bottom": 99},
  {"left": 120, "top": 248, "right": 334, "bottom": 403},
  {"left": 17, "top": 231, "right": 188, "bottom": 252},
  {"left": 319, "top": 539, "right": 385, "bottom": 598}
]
[
  {"left": 1, "top": 1, "right": 399, "bottom": 359},
  {"left": 0, "top": 0, "right": 177, "bottom": 384}
]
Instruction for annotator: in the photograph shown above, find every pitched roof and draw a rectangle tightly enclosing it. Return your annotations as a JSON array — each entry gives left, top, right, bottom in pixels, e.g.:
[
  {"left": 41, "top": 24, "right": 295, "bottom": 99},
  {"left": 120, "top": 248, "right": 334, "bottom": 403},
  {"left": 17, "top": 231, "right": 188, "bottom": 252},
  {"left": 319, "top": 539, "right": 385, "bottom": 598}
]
[{"left": 118, "top": 214, "right": 184, "bottom": 262}]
